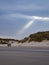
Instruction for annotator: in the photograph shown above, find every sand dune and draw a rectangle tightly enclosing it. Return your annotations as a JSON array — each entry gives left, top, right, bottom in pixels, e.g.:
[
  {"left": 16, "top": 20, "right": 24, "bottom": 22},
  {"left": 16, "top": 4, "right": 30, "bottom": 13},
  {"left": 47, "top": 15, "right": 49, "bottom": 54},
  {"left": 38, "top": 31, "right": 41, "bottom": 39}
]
[
  {"left": 11, "top": 40, "right": 49, "bottom": 47},
  {"left": 0, "top": 40, "right": 49, "bottom": 47}
]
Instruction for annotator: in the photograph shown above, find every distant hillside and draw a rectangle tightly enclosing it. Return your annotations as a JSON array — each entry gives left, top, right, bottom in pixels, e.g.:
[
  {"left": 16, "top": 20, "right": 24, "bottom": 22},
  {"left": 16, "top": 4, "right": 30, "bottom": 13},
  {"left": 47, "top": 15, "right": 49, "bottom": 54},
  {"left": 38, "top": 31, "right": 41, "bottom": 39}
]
[{"left": 19, "top": 31, "right": 49, "bottom": 43}]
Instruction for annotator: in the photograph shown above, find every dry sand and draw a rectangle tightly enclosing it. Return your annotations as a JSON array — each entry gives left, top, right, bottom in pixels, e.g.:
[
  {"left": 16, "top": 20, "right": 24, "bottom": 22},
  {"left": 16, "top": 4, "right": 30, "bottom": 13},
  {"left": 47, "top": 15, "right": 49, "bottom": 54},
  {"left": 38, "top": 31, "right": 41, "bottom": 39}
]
[
  {"left": 11, "top": 40, "right": 49, "bottom": 47},
  {"left": 0, "top": 47, "right": 49, "bottom": 65},
  {"left": 0, "top": 40, "right": 49, "bottom": 47}
]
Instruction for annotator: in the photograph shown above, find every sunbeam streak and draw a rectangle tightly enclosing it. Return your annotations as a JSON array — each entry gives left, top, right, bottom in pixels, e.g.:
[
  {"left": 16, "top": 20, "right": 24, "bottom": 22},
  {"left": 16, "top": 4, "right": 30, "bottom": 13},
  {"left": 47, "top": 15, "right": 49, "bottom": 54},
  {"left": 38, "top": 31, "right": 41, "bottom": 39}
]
[
  {"left": 19, "top": 20, "right": 34, "bottom": 34},
  {"left": 18, "top": 15, "right": 49, "bottom": 34},
  {"left": 24, "top": 20, "right": 34, "bottom": 29}
]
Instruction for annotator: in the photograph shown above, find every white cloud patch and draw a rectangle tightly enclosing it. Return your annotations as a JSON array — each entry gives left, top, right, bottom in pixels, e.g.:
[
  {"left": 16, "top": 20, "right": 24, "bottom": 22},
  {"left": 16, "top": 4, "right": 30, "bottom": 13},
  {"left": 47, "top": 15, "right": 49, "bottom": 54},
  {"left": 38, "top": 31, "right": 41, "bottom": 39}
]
[{"left": 32, "top": 16, "right": 49, "bottom": 21}]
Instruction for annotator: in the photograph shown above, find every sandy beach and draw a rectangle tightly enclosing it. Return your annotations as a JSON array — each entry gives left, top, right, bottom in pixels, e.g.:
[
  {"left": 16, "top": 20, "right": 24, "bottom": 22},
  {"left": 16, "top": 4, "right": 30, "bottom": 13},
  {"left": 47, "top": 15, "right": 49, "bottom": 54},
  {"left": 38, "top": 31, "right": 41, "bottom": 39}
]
[
  {"left": 0, "top": 41, "right": 49, "bottom": 65},
  {"left": 0, "top": 47, "right": 49, "bottom": 65}
]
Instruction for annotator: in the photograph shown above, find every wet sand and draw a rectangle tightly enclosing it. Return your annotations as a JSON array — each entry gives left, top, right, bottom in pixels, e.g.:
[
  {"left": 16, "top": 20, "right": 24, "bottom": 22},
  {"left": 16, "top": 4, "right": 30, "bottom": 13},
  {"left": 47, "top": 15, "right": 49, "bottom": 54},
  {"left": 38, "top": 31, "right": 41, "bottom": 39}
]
[{"left": 0, "top": 47, "right": 49, "bottom": 65}]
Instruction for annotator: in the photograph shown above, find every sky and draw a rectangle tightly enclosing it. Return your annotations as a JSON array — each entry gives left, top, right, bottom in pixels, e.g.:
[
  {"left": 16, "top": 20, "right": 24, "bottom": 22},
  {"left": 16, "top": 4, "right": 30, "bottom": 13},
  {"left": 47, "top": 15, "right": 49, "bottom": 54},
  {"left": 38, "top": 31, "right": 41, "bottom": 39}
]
[{"left": 0, "top": 0, "right": 49, "bottom": 39}]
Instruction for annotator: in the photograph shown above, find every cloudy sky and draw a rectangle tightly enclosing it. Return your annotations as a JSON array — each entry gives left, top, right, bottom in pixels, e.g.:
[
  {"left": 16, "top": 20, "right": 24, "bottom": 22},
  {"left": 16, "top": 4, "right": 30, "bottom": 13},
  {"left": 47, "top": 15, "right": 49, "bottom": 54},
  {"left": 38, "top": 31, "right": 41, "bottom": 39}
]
[{"left": 0, "top": 0, "right": 49, "bottom": 39}]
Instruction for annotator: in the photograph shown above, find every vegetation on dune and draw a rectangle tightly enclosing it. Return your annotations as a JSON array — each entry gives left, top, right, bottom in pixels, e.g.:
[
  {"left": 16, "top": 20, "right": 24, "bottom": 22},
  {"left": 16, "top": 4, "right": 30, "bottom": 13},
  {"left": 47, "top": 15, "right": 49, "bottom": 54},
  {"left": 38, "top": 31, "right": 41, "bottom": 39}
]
[
  {"left": 19, "top": 31, "right": 49, "bottom": 43},
  {"left": 0, "top": 38, "right": 18, "bottom": 44},
  {"left": 18, "top": 37, "right": 28, "bottom": 43}
]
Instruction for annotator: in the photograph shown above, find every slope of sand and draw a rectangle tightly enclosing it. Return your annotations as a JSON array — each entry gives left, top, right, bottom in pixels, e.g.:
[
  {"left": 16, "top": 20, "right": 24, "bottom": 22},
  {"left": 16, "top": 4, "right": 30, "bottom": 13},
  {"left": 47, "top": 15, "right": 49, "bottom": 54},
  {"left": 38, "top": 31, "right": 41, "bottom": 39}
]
[
  {"left": 11, "top": 40, "right": 49, "bottom": 47},
  {"left": 0, "top": 40, "right": 49, "bottom": 47}
]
